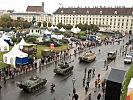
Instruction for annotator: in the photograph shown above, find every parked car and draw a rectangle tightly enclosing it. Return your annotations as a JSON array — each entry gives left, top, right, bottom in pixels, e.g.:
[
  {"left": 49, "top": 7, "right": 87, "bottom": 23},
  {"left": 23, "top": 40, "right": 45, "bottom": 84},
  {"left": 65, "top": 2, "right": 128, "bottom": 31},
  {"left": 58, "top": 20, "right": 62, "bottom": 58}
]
[{"left": 124, "top": 55, "right": 132, "bottom": 64}]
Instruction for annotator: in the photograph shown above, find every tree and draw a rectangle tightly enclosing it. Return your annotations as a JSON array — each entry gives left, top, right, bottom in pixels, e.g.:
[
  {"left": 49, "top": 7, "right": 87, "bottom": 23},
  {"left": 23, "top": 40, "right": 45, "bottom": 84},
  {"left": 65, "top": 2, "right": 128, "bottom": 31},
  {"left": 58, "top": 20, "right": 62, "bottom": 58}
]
[
  {"left": 64, "top": 24, "right": 73, "bottom": 30},
  {"left": 57, "top": 23, "right": 63, "bottom": 29},
  {"left": 0, "top": 14, "right": 13, "bottom": 22}
]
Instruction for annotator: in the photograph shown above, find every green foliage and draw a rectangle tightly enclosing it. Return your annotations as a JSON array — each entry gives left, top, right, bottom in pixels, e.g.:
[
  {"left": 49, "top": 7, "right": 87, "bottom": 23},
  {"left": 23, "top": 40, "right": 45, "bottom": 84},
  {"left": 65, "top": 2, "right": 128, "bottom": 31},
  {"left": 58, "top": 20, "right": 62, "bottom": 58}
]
[
  {"left": 57, "top": 23, "right": 64, "bottom": 29},
  {"left": 64, "top": 24, "right": 73, "bottom": 30},
  {"left": 121, "top": 63, "right": 133, "bottom": 100},
  {"left": 0, "top": 14, "right": 13, "bottom": 22},
  {"left": 26, "top": 36, "right": 37, "bottom": 43}
]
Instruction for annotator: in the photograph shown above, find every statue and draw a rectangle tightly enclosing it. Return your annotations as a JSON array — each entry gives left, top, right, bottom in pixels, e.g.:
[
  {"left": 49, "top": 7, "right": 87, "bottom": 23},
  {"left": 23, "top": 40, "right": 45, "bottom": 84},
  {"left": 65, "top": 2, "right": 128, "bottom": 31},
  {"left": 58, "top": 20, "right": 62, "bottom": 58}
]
[{"left": 31, "top": 16, "right": 36, "bottom": 27}]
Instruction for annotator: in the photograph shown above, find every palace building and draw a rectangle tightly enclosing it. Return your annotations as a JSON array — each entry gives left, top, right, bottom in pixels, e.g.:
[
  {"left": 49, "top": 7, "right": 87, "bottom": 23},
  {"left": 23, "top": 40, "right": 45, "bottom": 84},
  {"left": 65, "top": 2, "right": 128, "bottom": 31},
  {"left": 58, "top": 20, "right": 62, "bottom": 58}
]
[{"left": 53, "top": 7, "right": 133, "bottom": 34}]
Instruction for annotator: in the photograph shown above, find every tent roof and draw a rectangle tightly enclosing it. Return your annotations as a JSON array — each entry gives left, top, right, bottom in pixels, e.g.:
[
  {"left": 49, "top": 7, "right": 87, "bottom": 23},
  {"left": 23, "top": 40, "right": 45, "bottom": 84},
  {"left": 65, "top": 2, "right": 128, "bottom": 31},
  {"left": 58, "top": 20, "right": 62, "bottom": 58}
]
[
  {"left": 128, "top": 78, "right": 133, "bottom": 88},
  {"left": 0, "top": 38, "right": 9, "bottom": 46},
  {"left": 60, "top": 27, "right": 66, "bottom": 32},
  {"left": 44, "top": 29, "right": 51, "bottom": 34},
  {"left": 4, "top": 44, "right": 28, "bottom": 57},
  {"left": 0, "top": 34, "right": 10, "bottom": 40},
  {"left": 107, "top": 68, "right": 126, "bottom": 84},
  {"left": 17, "top": 38, "right": 27, "bottom": 46}
]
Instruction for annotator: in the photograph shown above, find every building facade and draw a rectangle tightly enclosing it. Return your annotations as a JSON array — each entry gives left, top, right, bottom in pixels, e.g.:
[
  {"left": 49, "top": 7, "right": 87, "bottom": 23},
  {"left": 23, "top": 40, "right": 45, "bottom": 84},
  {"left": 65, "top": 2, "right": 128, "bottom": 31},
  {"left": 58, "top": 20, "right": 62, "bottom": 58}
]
[
  {"left": 10, "top": 12, "right": 44, "bottom": 22},
  {"left": 53, "top": 7, "right": 133, "bottom": 34}
]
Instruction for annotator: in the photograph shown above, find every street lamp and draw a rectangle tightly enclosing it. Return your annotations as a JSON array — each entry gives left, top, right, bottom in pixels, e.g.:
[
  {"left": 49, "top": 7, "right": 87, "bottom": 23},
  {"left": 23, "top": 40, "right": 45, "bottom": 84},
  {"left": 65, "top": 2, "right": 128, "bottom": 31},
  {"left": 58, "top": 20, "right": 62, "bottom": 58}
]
[{"left": 72, "top": 78, "right": 76, "bottom": 93}]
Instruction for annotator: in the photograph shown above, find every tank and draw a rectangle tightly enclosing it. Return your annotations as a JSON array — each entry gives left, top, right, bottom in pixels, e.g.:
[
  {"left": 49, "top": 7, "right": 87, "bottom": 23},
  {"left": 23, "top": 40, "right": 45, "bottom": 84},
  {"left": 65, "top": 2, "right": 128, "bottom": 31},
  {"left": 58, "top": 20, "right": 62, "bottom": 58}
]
[
  {"left": 78, "top": 51, "right": 96, "bottom": 62},
  {"left": 54, "top": 60, "right": 74, "bottom": 75},
  {"left": 16, "top": 76, "right": 47, "bottom": 93}
]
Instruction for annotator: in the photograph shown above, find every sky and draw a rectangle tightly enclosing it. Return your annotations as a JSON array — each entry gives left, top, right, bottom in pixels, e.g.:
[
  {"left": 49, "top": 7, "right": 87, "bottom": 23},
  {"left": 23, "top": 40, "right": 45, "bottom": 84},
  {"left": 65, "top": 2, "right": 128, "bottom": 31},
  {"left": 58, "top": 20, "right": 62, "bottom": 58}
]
[{"left": 0, "top": 0, "right": 133, "bottom": 13}]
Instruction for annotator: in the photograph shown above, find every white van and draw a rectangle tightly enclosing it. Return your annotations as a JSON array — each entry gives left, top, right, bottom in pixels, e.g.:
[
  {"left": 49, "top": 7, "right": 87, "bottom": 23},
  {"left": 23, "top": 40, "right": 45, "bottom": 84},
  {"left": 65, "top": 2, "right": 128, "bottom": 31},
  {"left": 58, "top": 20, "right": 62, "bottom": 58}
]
[{"left": 124, "top": 55, "right": 132, "bottom": 64}]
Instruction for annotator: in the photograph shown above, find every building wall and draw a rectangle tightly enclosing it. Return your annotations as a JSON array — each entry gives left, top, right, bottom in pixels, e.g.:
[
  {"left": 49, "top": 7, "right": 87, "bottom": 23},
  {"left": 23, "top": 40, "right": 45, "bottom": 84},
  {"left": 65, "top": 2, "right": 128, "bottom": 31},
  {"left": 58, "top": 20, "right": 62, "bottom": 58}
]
[
  {"left": 10, "top": 12, "right": 45, "bottom": 22},
  {"left": 53, "top": 12, "right": 133, "bottom": 34}
]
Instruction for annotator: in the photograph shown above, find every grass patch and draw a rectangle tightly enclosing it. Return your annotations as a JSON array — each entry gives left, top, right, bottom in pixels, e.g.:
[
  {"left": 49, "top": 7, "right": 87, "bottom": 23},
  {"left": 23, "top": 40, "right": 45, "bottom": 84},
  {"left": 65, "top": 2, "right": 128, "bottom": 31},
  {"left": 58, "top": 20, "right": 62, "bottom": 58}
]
[
  {"left": 121, "top": 63, "right": 133, "bottom": 100},
  {"left": 99, "top": 34, "right": 109, "bottom": 39},
  {"left": 36, "top": 44, "right": 68, "bottom": 59}
]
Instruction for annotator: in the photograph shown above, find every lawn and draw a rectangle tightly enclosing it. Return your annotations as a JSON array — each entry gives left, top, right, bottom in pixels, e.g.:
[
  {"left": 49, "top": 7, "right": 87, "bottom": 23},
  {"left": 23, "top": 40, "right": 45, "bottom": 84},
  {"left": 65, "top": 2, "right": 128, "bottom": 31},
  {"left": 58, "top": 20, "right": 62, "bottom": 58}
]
[
  {"left": 36, "top": 44, "right": 68, "bottom": 59},
  {"left": 121, "top": 63, "right": 133, "bottom": 100},
  {"left": 99, "top": 34, "right": 109, "bottom": 39}
]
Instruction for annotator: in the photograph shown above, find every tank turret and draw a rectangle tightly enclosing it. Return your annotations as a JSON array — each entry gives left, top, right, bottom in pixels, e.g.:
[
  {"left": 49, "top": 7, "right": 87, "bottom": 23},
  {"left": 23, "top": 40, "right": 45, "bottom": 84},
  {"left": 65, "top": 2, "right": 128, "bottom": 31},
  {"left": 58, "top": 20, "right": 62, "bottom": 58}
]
[
  {"left": 54, "top": 60, "right": 74, "bottom": 75},
  {"left": 17, "top": 76, "right": 47, "bottom": 93}
]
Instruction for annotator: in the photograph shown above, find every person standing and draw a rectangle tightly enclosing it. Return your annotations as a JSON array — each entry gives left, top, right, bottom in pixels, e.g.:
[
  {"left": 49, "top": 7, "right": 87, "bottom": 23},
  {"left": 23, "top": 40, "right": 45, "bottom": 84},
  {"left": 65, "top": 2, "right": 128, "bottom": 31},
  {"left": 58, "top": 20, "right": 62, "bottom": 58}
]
[
  {"left": 92, "top": 68, "right": 95, "bottom": 77},
  {"left": 0, "top": 85, "right": 2, "bottom": 93},
  {"left": 85, "top": 85, "right": 88, "bottom": 94},
  {"left": 95, "top": 80, "right": 98, "bottom": 88},
  {"left": 99, "top": 49, "right": 101, "bottom": 54},
  {"left": 104, "top": 60, "right": 107, "bottom": 68},
  {"left": 97, "top": 93, "right": 101, "bottom": 100},
  {"left": 98, "top": 73, "right": 100, "bottom": 80},
  {"left": 88, "top": 93, "right": 92, "bottom": 100},
  {"left": 83, "top": 77, "right": 85, "bottom": 87}
]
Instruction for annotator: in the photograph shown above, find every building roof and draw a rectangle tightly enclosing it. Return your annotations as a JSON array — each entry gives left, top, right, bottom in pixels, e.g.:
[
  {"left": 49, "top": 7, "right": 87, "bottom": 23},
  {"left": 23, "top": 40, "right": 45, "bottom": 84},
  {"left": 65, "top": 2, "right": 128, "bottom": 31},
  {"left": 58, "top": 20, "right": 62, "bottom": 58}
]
[
  {"left": 10, "top": 12, "right": 42, "bottom": 16},
  {"left": 107, "top": 68, "right": 126, "bottom": 84},
  {"left": 26, "top": 6, "right": 43, "bottom": 12},
  {"left": 53, "top": 7, "right": 133, "bottom": 15}
]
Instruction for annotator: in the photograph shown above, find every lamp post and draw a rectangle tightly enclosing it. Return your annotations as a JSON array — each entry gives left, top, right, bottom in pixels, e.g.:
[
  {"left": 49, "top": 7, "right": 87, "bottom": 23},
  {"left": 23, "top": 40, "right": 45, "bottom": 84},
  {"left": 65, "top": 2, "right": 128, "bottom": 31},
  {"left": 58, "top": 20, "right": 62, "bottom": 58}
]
[{"left": 72, "top": 78, "right": 76, "bottom": 93}]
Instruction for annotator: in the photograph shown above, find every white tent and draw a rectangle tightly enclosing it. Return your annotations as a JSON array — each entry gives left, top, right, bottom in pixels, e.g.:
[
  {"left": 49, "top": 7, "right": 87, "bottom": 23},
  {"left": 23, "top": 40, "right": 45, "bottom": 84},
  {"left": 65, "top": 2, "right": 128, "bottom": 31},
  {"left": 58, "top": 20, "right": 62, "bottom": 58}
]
[
  {"left": 71, "top": 26, "right": 78, "bottom": 33},
  {"left": 59, "top": 27, "right": 66, "bottom": 32},
  {"left": 44, "top": 29, "right": 51, "bottom": 34},
  {"left": 128, "top": 78, "right": 133, "bottom": 94},
  {"left": 76, "top": 27, "right": 81, "bottom": 33},
  {"left": 17, "top": 38, "right": 28, "bottom": 49},
  {"left": 0, "top": 33, "right": 10, "bottom": 40},
  {"left": 0, "top": 38, "right": 9, "bottom": 52},
  {"left": 3, "top": 44, "right": 28, "bottom": 67}
]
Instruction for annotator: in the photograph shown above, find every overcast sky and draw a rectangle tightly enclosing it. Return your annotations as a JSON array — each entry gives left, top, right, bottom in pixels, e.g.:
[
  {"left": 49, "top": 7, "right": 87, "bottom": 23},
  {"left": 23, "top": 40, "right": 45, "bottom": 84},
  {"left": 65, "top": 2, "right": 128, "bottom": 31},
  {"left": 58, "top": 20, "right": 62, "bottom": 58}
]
[{"left": 0, "top": 0, "right": 133, "bottom": 13}]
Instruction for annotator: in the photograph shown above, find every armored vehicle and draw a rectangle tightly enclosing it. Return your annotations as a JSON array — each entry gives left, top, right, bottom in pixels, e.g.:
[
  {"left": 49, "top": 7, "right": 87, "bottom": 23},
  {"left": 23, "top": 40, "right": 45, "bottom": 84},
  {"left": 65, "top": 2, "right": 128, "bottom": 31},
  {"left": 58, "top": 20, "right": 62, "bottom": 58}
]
[
  {"left": 54, "top": 61, "right": 74, "bottom": 75},
  {"left": 107, "top": 52, "right": 116, "bottom": 60},
  {"left": 17, "top": 76, "right": 47, "bottom": 92},
  {"left": 78, "top": 51, "right": 96, "bottom": 62}
]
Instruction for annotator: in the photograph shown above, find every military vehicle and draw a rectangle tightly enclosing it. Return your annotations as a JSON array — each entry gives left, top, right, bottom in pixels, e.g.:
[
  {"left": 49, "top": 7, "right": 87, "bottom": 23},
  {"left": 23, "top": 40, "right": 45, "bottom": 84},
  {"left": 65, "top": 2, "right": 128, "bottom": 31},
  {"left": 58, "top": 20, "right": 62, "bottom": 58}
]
[
  {"left": 78, "top": 51, "right": 96, "bottom": 62},
  {"left": 17, "top": 76, "right": 47, "bottom": 93},
  {"left": 107, "top": 52, "right": 116, "bottom": 60},
  {"left": 54, "top": 61, "right": 74, "bottom": 75}
]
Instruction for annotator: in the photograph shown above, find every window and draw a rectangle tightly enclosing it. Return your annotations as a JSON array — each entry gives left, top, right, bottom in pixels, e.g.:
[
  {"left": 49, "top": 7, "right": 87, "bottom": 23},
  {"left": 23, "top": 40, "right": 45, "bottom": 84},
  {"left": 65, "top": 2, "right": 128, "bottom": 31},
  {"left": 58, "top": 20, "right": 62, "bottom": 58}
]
[
  {"left": 4, "top": 47, "right": 7, "bottom": 51},
  {"left": 10, "top": 58, "right": 13, "bottom": 64},
  {"left": 61, "top": 10, "right": 63, "bottom": 13},
  {"left": 86, "top": 11, "right": 89, "bottom": 14},
  {"left": 114, "top": 11, "right": 117, "bottom": 14},
  {"left": 4, "top": 57, "right": 7, "bottom": 62},
  {"left": 100, "top": 11, "right": 102, "bottom": 14}
]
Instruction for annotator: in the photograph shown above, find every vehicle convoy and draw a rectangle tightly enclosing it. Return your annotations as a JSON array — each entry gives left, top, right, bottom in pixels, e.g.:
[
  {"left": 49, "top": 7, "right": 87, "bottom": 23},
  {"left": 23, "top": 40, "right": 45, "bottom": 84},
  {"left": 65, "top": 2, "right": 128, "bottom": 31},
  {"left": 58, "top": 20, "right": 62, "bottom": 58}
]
[
  {"left": 107, "top": 52, "right": 116, "bottom": 60},
  {"left": 17, "top": 76, "right": 47, "bottom": 93},
  {"left": 78, "top": 51, "right": 96, "bottom": 62},
  {"left": 54, "top": 61, "right": 74, "bottom": 75}
]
